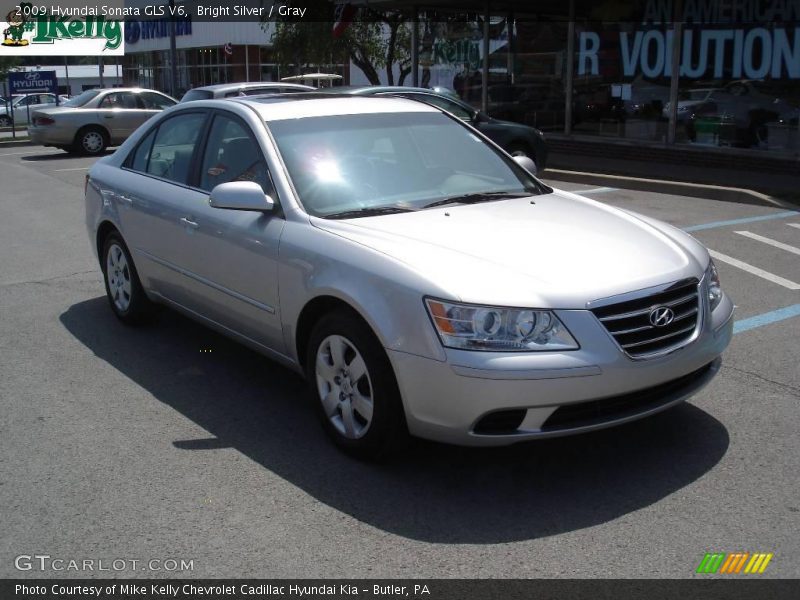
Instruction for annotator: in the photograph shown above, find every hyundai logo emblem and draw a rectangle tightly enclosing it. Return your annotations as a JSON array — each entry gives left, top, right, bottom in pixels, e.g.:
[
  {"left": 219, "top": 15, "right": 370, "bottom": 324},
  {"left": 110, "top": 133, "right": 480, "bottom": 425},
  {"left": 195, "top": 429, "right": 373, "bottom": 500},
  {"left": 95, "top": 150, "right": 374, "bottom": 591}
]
[{"left": 649, "top": 306, "right": 675, "bottom": 327}]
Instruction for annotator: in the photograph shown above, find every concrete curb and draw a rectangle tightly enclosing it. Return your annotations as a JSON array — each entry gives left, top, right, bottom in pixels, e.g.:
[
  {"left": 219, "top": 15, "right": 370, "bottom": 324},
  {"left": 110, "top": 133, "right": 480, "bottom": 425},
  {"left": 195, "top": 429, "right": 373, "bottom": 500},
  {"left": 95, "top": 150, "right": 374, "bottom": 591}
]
[{"left": 542, "top": 168, "right": 795, "bottom": 209}]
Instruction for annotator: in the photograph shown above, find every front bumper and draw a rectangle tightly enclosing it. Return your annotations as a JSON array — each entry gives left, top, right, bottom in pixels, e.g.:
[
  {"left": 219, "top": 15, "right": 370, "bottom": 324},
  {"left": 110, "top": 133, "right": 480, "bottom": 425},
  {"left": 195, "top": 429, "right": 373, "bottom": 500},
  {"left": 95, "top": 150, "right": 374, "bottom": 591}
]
[{"left": 389, "top": 293, "right": 734, "bottom": 446}]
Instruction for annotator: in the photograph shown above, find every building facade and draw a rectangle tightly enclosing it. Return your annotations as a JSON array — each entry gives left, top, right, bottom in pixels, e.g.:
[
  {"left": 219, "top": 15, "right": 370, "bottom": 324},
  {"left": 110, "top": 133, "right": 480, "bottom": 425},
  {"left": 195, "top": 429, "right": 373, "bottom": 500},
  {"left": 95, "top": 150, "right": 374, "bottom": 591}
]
[{"left": 121, "top": 20, "right": 348, "bottom": 97}]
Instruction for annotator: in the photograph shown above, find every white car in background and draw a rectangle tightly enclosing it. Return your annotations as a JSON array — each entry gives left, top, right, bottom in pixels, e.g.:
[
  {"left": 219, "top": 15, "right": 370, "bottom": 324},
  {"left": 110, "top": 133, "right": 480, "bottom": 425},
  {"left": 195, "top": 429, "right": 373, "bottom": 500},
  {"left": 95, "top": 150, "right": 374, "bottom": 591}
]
[
  {"left": 662, "top": 88, "right": 719, "bottom": 121},
  {"left": 0, "top": 93, "right": 68, "bottom": 127},
  {"left": 28, "top": 88, "right": 177, "bottom": 155}
]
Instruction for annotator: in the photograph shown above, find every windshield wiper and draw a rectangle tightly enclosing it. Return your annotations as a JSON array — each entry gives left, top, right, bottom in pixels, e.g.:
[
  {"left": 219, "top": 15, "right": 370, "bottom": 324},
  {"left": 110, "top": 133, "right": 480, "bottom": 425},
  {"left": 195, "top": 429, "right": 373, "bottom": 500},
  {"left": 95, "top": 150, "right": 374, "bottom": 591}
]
[
  {"left": 324, "top": 206, "right": 416, "bottom": 219},
  {"left": 422, "top": 191, "right": 530, "bottom": 209}
]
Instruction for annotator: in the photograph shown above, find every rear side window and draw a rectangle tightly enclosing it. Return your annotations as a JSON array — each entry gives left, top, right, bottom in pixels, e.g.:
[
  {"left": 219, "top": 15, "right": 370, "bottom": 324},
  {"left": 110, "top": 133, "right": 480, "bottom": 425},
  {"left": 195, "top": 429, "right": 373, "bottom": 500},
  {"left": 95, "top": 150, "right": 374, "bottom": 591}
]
[
  {"left": 99, "top": 92, "right": 141, "bottom": 109},
  {"left": 130, "top": 129, "right": 156, "bottom": 172},
  {"left": 199, "top": 113, "right": 272, "bottom": 194},
  {"left": 141, "top": 113, "right": 206, "bottom": 184},
  {"left": 140, "top": 92, "right": 175, "bottom": 109}
]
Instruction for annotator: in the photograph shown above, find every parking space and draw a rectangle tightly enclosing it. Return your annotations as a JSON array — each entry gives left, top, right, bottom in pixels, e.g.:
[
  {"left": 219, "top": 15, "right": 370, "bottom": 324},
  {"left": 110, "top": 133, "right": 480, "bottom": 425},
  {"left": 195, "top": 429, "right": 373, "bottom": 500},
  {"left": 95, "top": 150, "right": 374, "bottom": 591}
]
[{"left": 1, "top": 147, "right": 798, "bottom": 579}]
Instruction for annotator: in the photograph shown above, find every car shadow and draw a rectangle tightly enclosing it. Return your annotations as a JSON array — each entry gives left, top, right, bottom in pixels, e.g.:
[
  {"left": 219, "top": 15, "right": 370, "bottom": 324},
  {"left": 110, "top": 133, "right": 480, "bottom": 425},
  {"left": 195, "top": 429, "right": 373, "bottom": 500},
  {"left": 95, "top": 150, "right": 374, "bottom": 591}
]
[
  {"left": 21, "top": 150, "right": 115, "bottom": 161},
  {"left": 60, "top": 297, "right": 730, "bottom": 544}
]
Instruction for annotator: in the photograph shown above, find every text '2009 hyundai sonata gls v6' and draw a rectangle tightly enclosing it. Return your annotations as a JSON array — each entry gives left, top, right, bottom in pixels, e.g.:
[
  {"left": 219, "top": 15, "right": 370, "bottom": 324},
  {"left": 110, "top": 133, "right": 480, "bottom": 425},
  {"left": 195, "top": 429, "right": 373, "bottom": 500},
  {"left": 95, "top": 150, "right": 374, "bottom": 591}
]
[{"left": 85, "top": 94, "right": 734, "bottom": 459}]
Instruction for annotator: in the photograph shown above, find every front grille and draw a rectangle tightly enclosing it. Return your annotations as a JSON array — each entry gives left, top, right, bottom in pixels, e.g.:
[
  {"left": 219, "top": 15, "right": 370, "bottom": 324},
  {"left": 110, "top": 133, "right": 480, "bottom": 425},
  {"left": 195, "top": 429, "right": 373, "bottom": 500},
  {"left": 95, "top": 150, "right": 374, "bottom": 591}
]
[
  {"left": 474, "top": 409, "right": 527, "bottom": 435},
  {"left": 542, "top": 361, "right": 715, "bottom": 431},
  {"left": 590, "top": 278, "right": 701, "bottom": 358}
]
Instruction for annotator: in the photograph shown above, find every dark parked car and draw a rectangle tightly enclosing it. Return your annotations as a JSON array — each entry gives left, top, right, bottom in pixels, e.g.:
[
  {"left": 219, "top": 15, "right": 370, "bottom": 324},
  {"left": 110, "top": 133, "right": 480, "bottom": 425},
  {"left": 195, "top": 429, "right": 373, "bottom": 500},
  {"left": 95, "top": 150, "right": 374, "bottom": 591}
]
[{"left": 321, "top": 86, "right": 548, "bottom": 171}]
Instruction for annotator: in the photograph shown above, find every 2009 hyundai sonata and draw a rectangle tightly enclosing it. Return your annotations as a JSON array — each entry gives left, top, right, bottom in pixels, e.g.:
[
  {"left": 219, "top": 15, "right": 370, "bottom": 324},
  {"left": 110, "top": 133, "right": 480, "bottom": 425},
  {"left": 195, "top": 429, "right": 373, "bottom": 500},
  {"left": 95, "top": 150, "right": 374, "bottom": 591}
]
[{"left": 85, "top": 94, "right": 734, "bottom": 458}]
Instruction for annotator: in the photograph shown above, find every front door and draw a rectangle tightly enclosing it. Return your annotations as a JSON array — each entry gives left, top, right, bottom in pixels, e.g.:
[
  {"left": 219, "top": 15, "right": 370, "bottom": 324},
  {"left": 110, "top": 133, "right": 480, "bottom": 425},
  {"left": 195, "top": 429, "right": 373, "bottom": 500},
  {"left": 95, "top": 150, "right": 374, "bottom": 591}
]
[{"left": 176, "top": 111, "right": 286, "bottom": 353}]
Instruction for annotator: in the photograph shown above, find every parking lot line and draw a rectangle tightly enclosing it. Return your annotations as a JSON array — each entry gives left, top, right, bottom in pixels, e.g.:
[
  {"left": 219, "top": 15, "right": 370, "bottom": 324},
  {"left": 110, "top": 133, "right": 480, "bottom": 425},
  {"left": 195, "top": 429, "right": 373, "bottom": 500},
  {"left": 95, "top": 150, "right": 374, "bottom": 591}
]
[
  {"left": 735, "top": 231, "right": 800, "bottom": 257},
  {"left": 787, "top": 223, "right": 800, "bottom": 230},
  {"left": 0, "top": 150, "right": 40, "bottom": 157},
  {"left": 578, "top": 187, "right": 618, "bottom": 195},
  {"left": 53, "top": 167, "right": 90, "bottom": 172},
  {"left": 733, "top": 304, "right": 800, "bottom": 334},
  {"left": 708, "top": 250, "right": 800, "bottom": 290},
  {"left": 684, "top": 211, "right": 800, "bottom": 232}
]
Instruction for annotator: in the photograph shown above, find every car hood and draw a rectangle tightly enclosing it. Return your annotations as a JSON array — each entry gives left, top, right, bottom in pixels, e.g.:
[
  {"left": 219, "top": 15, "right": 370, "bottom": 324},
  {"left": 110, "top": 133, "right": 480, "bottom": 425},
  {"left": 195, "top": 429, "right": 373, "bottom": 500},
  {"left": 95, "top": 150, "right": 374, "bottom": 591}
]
[{"left": 312, "top": 189, "right": 709, "bottom": 308}]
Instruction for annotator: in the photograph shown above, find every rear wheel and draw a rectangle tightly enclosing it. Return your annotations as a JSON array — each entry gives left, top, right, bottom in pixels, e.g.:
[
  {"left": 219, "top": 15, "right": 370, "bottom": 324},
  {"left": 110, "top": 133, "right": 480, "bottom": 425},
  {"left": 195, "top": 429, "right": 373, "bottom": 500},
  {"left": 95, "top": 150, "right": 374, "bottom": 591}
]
[
  {"left": 0, "top": 115, "right": 12, "bottom": 127},
  {"left": 101, "top": 232, "right": 154, "bottom": 324},
  {"left": 305, "top": 310, "right": 408, "bottom": 460},
  {"left": 75, "top": 126, "right": 108, "bottom": 155}
]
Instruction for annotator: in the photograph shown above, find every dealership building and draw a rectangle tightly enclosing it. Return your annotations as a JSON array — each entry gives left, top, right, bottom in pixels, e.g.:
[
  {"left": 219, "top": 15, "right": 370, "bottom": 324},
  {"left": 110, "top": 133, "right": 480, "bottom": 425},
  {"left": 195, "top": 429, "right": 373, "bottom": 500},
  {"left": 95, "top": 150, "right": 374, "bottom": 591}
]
[
  {"left": 121, "top": 0, "right": 799, "bottom": 159},
  {"left": 121, "top": 19, "right": 347, "bottom": 95}
]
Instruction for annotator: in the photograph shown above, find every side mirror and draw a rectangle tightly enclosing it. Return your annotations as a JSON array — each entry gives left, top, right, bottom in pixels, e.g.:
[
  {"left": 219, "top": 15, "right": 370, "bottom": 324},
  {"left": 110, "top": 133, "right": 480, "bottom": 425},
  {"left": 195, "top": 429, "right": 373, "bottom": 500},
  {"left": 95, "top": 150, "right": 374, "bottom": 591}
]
[
  {"left": 513, "top": 155, "right": 538, "bottom": 176},
  {"left": 209, "top": 181, "right": 274, "bottom": 212}
]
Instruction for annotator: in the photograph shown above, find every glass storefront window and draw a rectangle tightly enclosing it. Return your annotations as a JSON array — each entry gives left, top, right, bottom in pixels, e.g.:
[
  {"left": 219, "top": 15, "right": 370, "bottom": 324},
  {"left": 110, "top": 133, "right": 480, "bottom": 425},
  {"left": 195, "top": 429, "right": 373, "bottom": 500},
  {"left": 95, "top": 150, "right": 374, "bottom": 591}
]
[
  {"left": 676, "top": 25, "right": 800, "bottom": 154},
  {"left": 572, "top": 23, "right": 672, "bottom": 141}
]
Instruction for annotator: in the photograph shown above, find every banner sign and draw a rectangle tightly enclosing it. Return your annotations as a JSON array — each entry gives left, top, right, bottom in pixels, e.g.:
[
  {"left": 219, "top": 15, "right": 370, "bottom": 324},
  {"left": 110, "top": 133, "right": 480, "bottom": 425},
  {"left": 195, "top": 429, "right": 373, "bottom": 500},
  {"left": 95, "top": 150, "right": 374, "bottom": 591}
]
[
  {"left": 0, "top": 3, "right": 124, "bottom": 55},
  {"left": 578, "top": 26, "right": 800, "bottom": 79},
  {"left": 8, "top": 70, "right": 58, "bottom": 95}
]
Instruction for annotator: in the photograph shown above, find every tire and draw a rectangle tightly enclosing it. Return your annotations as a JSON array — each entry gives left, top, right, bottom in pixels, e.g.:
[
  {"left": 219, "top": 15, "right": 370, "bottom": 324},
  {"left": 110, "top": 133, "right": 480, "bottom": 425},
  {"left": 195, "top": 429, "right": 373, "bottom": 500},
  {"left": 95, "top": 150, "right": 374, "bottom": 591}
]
[
  {"left": 305, "top": 309, "right": 408, "bottom": 460},
  {"left": 0, "top": 115, "right": 12, "bottom": 127},
  {"left": 101, "top": 232, "right": 154, "bottom": 325},
  {"left": 75, "top": 126, "right": 108, "bottom": 155}
]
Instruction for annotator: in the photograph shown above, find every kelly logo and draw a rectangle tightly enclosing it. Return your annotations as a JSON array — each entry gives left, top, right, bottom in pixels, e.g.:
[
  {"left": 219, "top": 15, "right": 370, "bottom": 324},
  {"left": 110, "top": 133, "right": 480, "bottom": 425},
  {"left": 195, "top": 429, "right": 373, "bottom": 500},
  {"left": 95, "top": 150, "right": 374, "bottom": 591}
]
[
  {"left": 697, "top": 552, "right": 774, "bottom": 574},
  {"left": 1, "top": 3, "right": 123, "bottom": 55}
]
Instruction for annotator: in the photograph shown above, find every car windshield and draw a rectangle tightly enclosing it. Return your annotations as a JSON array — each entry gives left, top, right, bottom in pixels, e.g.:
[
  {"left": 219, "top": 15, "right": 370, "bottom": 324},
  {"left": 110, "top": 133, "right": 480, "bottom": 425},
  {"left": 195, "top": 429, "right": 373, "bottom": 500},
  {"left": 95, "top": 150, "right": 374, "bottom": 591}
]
[
  {"left": 269, "top": 112, "right": 546, "bottom": 218},
  {"left": 62, "top": 90, "right": 100, "bottom": 107},
  {"left": 181, "top": 89, "right": 214, "bottom": 102}
]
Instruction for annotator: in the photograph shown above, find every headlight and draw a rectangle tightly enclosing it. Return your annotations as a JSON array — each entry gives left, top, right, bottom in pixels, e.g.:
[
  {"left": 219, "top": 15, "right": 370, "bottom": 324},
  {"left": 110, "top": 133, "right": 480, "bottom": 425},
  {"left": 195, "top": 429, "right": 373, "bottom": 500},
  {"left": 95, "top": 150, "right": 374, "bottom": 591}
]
[
  {"left": 425, "top": 299, "right": 579, "bottom": 352},
  {"left": 707, "top": 259, "right": 723, "bottom": 311}
]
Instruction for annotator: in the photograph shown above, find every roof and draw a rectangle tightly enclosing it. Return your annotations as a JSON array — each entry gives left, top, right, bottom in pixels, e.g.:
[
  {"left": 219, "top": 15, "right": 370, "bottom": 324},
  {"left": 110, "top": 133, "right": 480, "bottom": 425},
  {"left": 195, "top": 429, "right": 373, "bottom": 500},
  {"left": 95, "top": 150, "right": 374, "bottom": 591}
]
[
  {"left": 233, "top": 94, "right": 439, "bottom": 122},
  {"left": 191, "top": 81, "right": 311, "bottom": 93},
  {"left": 281, "top": 73, "right": 343, "bottom": 82}
]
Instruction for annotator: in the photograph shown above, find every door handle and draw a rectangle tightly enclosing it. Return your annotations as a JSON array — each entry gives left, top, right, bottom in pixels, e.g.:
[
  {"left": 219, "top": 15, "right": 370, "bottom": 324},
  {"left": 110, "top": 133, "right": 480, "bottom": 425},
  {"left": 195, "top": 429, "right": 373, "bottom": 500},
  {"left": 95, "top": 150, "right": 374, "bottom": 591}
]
[
  {"left": 117, "top": 194, "right": 134, "bottom": 204},
  {"left": 180, "top": 217, "right": 199, "bottom": 229}
]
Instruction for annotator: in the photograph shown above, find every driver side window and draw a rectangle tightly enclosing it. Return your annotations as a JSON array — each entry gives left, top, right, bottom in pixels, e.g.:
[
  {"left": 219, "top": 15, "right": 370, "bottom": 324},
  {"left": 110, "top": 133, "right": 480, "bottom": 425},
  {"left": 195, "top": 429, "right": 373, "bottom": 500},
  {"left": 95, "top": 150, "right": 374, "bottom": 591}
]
[{"left": 198, "top": 113, "right": 272, "bottom": 194}]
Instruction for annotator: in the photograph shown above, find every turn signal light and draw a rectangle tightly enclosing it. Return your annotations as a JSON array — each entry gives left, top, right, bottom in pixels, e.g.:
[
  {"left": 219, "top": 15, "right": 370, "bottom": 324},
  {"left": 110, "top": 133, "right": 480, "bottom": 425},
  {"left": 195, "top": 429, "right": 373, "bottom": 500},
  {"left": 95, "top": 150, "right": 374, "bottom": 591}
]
[{"left": 35, "top": 117, "right": 55, "bottom": 126}]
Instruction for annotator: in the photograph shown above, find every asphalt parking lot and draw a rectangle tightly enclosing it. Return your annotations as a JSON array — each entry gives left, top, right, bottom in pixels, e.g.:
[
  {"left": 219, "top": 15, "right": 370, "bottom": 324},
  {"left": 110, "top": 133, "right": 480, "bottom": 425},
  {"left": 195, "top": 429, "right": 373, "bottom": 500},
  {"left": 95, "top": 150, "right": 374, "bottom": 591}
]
[{"left": 0, "top": 146, "right": 798, "bottom": 579}]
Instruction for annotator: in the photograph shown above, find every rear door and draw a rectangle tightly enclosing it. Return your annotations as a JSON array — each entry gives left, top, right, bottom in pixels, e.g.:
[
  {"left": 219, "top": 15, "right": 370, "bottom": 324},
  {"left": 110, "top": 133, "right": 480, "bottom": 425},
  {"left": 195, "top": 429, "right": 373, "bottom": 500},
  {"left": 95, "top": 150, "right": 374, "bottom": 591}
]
[
  {"left": 113, "top": 110, "right": 210, "bottom": 302},
  {"left": 97, "top": 91, "right": 157, "bottom": 141}
]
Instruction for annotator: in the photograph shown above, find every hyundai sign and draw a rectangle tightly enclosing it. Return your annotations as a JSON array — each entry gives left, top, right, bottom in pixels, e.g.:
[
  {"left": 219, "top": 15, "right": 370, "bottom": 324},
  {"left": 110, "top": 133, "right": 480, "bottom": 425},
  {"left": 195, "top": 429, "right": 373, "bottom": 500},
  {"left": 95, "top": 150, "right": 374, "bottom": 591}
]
[{"left": 8, "top": 71, "right": 58, "bottom": 95}]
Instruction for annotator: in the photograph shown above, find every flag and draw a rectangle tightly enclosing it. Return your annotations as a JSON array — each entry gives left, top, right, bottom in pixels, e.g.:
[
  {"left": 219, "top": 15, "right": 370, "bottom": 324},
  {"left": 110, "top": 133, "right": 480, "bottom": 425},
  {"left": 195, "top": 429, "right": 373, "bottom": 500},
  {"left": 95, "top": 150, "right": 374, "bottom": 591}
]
[{"left": 332, "top": 3, "right": 356, "bottom": 38}]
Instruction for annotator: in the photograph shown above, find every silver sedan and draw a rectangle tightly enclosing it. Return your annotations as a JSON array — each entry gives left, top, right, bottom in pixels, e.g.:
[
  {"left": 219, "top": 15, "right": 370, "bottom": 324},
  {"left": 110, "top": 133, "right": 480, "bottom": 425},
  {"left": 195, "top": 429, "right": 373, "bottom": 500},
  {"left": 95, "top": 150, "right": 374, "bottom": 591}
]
[
  {"left": 84, "top": 95, "right": 734, "bottom": 459},
  {"left": 29, "top": 88, "right": 176, "bottom": 155}
]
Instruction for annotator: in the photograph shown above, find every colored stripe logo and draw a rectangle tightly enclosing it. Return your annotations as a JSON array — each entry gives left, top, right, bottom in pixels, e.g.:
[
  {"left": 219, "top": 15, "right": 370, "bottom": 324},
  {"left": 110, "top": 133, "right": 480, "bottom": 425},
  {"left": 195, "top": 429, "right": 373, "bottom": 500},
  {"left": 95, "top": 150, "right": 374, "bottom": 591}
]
[{"left": 697, "top": 552, "right": 773, "bottom": 574}]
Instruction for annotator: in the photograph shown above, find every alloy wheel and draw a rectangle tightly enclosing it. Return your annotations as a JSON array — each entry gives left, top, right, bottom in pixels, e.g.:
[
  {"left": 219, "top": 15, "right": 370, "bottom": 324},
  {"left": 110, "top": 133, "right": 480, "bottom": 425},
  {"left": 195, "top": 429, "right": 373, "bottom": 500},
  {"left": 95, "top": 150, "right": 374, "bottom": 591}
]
[
  {"left": 315, "top": 334, "right": 374, "bottom": 439},
  {"left": 82, "top": 131, "right": 104, "bottom": 154},
  {"left": 106, "top": 243, "right": 132, "bottom": 312}
]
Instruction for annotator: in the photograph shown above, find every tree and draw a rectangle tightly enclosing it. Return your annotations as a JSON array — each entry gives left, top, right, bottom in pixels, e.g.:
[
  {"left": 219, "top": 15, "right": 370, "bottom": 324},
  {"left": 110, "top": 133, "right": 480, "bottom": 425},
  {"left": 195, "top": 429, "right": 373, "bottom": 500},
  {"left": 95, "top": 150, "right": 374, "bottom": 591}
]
[
  {"left": 264, "top": 5, "right": 413, "bottom": 86},
  {"left": 0, "top": 56, "right": 20, "bottom": 83}
]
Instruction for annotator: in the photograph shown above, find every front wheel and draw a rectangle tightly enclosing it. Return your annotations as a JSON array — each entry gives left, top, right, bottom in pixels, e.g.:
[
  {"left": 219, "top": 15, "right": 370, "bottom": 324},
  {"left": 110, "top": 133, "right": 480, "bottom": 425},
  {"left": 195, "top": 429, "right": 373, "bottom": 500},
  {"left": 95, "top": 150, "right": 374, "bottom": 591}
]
[
  {"left": 101, "top": 232, "right": 154, "bottom": 324},
  {"left": 306, "top": 310, "right": 408, "bottom": 460}
]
